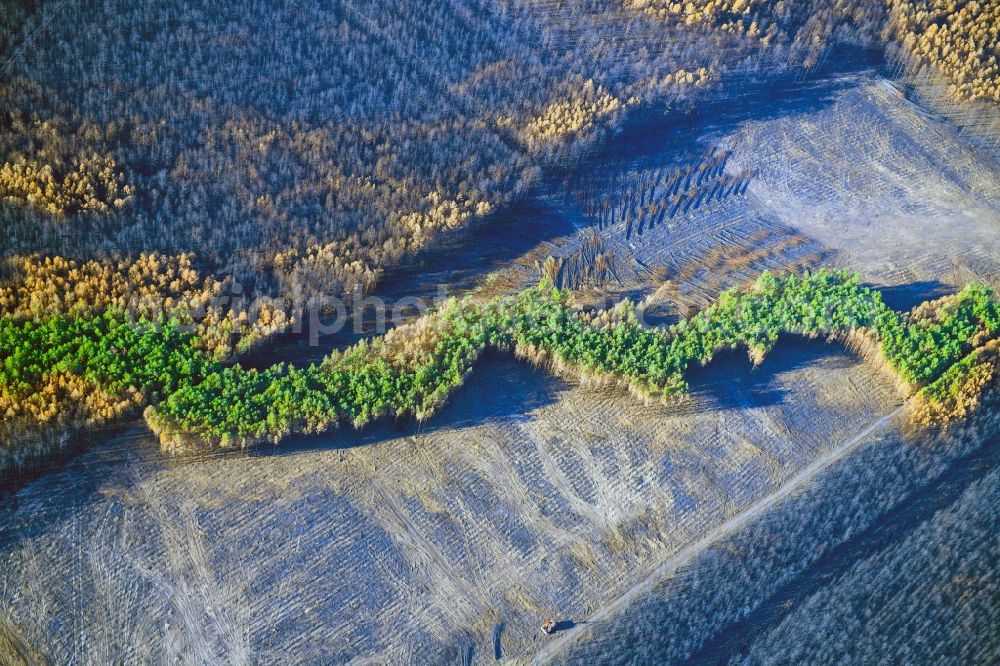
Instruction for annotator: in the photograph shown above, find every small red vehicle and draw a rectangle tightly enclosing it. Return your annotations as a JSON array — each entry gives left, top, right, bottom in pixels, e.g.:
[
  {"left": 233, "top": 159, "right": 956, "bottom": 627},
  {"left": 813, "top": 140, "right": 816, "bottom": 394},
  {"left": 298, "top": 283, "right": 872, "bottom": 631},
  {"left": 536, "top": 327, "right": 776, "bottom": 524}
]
[{"left": 540, "top": 619, "right": 556, "bottom": 635}]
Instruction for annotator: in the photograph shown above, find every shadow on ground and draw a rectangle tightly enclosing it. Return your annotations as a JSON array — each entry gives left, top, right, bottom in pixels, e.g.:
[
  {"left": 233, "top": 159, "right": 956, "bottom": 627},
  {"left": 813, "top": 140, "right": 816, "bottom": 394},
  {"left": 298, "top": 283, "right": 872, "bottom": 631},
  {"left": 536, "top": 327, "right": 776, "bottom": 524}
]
[
  {"left": 249, "top": 198, "right": 579, "bottom": 368},
  {"left": 243, "top": 330, "right": 869, "bottom": 465},
  {"left": 681, "top": 434, "right": 1000, "bottom": 665},
  {"left": 557, "top": 46, "right": 886, "bottom": 188},
  {"left": 681, "top": 335, "right": 859, "bottom": 414},
  {"left": 255, "top": 46, "right": 889, "bottom": 370},
  {"left": 875, "top": 279, "right": 953, "bottom": 311}
]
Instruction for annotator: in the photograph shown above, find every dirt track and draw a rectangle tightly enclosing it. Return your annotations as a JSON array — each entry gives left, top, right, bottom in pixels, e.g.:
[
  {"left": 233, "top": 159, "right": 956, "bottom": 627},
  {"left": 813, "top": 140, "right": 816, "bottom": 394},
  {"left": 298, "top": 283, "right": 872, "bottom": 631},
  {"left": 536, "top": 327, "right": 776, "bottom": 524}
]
[{"left": 531, "top": 404, "right": 906, "bottom": 664}]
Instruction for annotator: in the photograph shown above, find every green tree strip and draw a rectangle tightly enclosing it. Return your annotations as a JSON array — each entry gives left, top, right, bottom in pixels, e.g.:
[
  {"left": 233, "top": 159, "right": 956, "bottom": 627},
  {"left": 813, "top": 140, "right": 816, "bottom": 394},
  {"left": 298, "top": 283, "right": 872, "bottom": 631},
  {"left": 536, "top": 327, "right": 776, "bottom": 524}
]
[
  {"left": 2, "top": 269, "right": 997, "bottom": 457},
  {"left": 143, "top": 270, "right": 1000, "bottom": 450}
]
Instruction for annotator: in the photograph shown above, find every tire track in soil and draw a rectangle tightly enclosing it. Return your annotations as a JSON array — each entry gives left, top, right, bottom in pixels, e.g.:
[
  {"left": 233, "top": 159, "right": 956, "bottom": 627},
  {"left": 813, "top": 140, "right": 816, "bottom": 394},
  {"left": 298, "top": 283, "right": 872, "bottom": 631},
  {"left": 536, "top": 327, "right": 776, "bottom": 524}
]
[
  {"left": 462, "top": 433, "right": 582, "bottom": 559},
  {"left": 516, "top": 422, "right": 610, "bottom": 530},
  {"left": 370, "top": 482, "right": 489, "bottom": 627},
  {"left": 137, "top": 491, "right": 252, "bottom": 666},
  {"left": 682, "top": 432, "right": 1000, "bottom": 665},
  {"left": 531, "top": 403, "right": 906, "bottom": 665}
]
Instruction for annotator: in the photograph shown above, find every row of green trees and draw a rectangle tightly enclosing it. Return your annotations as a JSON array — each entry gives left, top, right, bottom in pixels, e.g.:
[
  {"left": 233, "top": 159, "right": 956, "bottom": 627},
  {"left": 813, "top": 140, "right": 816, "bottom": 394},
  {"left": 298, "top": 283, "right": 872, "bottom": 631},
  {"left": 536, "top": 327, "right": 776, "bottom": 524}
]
[
  {"left": 3, "top": 270, "right": 998, "bottom": 454},
  {"left": 146, "top": 301, "right": 495, "bottom": 449},
  {"left": 145, "top": 270, "right": 1000, "bottom": 450}
]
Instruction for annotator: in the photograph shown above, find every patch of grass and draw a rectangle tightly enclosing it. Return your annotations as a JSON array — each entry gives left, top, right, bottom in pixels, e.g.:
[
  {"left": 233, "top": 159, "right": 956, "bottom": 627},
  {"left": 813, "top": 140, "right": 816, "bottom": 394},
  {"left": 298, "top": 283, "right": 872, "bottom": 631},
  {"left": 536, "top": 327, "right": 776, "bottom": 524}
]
[{"left": 913, "top": 340, "right": 1000, "bottom": 426}]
